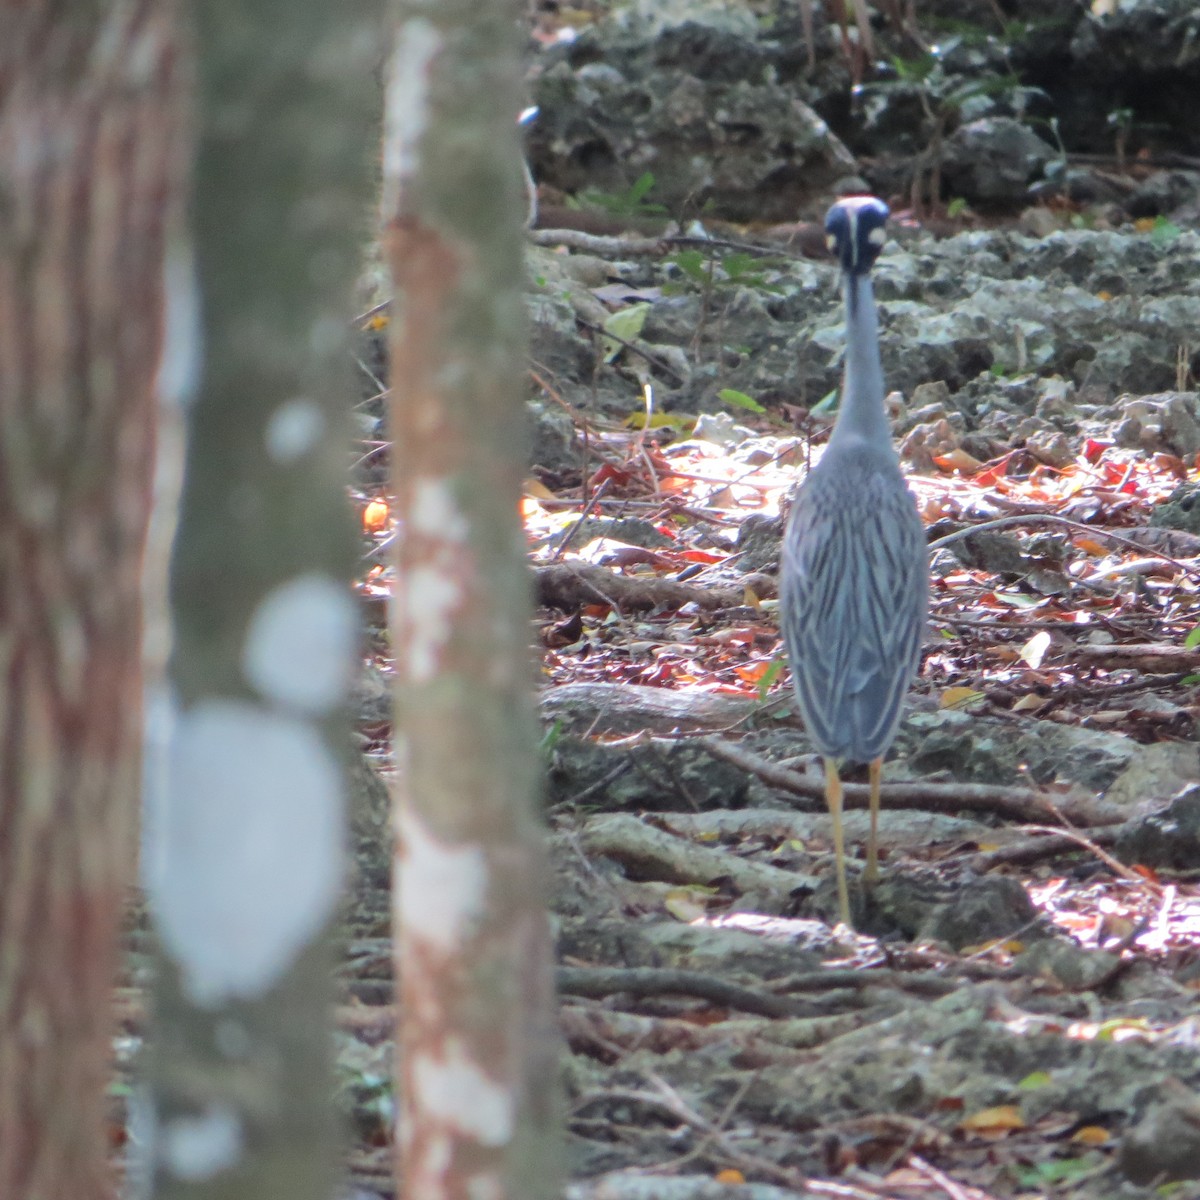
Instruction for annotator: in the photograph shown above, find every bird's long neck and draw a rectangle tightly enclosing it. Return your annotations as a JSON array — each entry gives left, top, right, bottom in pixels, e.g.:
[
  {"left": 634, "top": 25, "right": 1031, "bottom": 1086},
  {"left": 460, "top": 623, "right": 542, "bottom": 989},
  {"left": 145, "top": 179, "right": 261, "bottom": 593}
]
[{"left": 829, "top": 272, "right": 891, "bottom": 450}]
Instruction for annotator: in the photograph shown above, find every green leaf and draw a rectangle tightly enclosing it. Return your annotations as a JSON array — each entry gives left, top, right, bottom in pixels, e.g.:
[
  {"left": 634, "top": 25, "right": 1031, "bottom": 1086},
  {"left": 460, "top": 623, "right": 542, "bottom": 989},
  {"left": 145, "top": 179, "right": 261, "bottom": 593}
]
[
  {"left": 810, "top": 389, "right": 839, "bottom": 415},
  {"left": 718, "top": 388, "right": 766, "bottom": 413},
  {"left": 1017, "top": 1070, "right": 1052, "bottom": 1090},
  {"left": 669, "top": 249, "right": 710, "bottom": 282},
  {"left": 602, "top": 302, "right": 651, "bottom": 360},
  {"left": 756, "top": 657, "right": 785, "bottom": 701},
  {"left": 1185, "top": 625, "right": 1200, "bottom": 650},
  {"left": 626, "top": 171, "right": 657, "bottom": 205},
  {"left": 1151, "top": 216, "right": 1182, "bottom": 242},
  {"left": 1014, "top": 1157, "right": 1095, "bottom": 1187},
  {"left": 539, "top": 719, "right": 564, "bottom": 756}
]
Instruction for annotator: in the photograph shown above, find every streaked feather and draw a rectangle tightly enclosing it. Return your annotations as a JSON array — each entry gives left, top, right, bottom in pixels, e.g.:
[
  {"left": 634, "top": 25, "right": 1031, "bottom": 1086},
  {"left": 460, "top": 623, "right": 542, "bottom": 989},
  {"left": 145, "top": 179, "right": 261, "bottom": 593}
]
[{"left": 780, "top": 440, "right": 928, "bottom": 763}]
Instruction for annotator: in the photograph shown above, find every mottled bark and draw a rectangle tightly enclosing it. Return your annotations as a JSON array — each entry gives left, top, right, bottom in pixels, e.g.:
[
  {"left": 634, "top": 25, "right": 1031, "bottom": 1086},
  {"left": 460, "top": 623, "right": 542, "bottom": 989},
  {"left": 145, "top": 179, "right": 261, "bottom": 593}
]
[
  {"left": 0, "top": 3, "right": 186, "bottom": 1198},
  {"left": 138, "top": 1, "right": 379, "bottom": 1197},
  {"left": 383, "top": 2, "right": 564, "bottom": 1198}
]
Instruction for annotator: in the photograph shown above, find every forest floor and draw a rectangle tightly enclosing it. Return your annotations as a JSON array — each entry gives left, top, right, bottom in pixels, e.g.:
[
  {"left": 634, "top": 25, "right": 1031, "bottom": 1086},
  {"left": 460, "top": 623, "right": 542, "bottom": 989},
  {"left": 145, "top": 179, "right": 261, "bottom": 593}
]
[
  {"left": 340, "top": 209, "right": 1200, "bottom": 1199},
  {"left": 338, "top": 3, "right": 1200, "bottom": 1196}
]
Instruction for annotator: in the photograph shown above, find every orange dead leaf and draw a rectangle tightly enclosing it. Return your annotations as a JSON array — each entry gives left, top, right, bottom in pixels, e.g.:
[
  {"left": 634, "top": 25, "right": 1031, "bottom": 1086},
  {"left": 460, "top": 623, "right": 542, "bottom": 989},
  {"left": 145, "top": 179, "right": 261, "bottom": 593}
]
[
  {"left": 362, "top": 497, "right": 390, "bottom": 533},
  {"left": 933, "top": 448, "right": 984, "bottom": 475},
  {"left": 1072, "top": 1125, "right": 1111, "bottom": 1146},
  {"left": 959, "top": 1105, "right": 1025, "bottom": 1135},
  {"left": 714, "top": 1169, "right": 746, "bottom": 1185},
  {"left": 735, "top": 661, "right": 772, "bottom": 684}
]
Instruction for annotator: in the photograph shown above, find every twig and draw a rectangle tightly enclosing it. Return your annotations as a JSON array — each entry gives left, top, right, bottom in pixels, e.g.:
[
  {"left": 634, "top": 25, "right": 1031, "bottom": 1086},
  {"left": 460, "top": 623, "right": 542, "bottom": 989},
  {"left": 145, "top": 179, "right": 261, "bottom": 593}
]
[
  {"left": 1010, "top": 823, "right": 1154, "bottom": 888},
  {"left": 549, "top": 478, "right": 612, "bottom": 563},
  {"left": 574, "top": 315, "right": 688, "bottom": 384},
  {"left": 928, "top": 513, "right": 1200, "bottom": 584},
  {"left": 698, "top": 735, "right": 1064, "bottom": 825}
]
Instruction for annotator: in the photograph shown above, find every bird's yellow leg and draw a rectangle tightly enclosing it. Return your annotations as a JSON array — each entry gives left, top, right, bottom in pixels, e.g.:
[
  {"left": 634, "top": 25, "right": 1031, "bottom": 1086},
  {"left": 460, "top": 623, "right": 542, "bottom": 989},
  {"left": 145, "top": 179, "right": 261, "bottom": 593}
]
[
  {"left": 824, "top": 758, "right": 851, "bottom": 927},
  {"left": 865, "top": 757, "right": 882, "bottom": 884}
]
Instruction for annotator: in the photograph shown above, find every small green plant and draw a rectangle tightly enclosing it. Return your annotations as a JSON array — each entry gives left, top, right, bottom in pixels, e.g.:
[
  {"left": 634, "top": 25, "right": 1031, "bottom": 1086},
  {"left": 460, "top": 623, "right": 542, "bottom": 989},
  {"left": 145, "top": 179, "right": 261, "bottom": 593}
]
[
  {"left": 575, "top": 171, "right": 667, "bottom": 219},
  {"left": 1150, "top": 215, "right": 1182, "bottom": 243},
  {"left": 664, "top": 247, "right": 785, "bottom": 369},
  {"left": 866, "top": 41, "right": 1045, "bottom": 215}
]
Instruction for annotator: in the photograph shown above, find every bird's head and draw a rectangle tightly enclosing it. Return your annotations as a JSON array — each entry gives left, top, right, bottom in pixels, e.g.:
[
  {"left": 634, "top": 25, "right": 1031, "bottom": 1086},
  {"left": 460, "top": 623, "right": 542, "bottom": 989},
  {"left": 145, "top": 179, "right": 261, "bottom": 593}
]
[{"left": 825, "top": 196, "right": 890, "bottom": 276}]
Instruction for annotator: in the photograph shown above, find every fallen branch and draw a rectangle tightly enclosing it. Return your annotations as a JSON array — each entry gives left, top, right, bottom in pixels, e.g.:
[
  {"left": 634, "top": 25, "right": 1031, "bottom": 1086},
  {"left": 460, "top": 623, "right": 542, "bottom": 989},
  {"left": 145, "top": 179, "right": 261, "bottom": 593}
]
[
  {"left": 698, "top": 736, "right": 1087, "bottom": 826},
  {"left": 559, "top": 966, "right": 807, "bottom": 1019},
  {"left": 536, "top": 562, "right": 745, "bottom": 613}
]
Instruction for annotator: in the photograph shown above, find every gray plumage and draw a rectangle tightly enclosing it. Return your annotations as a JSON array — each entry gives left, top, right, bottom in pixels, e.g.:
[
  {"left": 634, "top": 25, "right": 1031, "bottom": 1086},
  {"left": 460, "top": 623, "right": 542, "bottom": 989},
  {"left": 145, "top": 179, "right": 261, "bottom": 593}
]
[{"left": 779, "top": 196, "right": 929, "bottom": 924}]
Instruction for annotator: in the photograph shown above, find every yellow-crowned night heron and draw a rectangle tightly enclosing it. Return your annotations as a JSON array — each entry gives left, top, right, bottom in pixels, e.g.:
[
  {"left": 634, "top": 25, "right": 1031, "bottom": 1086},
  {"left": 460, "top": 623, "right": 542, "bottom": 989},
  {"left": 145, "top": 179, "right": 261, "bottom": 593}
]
[{"left": 780, "top": 196, "right": 929, "bottom": 928}]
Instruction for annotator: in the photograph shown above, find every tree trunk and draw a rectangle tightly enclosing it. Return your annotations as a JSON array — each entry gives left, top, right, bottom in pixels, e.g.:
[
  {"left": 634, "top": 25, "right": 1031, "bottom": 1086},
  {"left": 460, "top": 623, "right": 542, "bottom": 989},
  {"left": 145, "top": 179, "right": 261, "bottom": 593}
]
[
  {"left": 383, "top": 2, "right": 565, "bottom": 1197},
  {"left": 0, "top": 3, "right": 186, "bottom": 1198},
  {"left": 138, "top": 1, "right": 379, "bottom": 1196}
]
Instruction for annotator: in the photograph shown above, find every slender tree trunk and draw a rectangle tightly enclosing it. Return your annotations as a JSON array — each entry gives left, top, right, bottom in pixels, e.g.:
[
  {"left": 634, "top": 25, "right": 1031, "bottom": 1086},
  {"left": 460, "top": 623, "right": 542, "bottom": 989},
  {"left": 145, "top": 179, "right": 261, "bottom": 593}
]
[
  {"left": 383, "top": 2, "right": 564, "bottom": 1197},
  {"left": 0, "top": 4, "right": 186, "bottom": 1198},
  {"left": 138, "top": 2, "right": 379, "bottom": 1196}
]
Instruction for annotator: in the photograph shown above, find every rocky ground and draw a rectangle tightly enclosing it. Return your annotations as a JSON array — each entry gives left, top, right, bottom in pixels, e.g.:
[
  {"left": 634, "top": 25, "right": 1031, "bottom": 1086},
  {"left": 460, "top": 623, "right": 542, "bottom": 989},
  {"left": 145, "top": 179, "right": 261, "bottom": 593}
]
[{"left": 339, "top": 1, "right": 1200, "bottom": 1197}]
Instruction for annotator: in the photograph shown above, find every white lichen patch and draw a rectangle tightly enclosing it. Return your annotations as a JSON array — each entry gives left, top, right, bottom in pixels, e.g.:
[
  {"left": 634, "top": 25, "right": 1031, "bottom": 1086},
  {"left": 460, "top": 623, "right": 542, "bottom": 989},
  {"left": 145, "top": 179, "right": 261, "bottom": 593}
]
[
  {"left": 466, "top": 1171, "right": 505, "bottom": 1200},
  {"left": 382, "top": 17, "right": 441, "bottom": 210},
  {"left": 162, "top": 1104, "right": 243, "bottom": 1181},
  {"left": 399, "top": 564, "right": 461, "bottom": 684},
  {"left": 410, "top": 478, "right": 469, "bottom": 543},
  {"left": 139, "top": 681, "right": 179, "bottom": 890},
  {"left": 154, "top": 238, "right": 202, "bottom": 409},
  {"left": 264, "top": 397, "right": 324, "bottom": 463},
  {"left": 243, "top": 574, "right": 355, "bottom": 714},
  {"left": 396, "top": 809, "right": 486, "bottom": 952},
  {"left": 412, "top": 1039, "right": 514, "bottom": 1146},
  {"left": 146, "top": 700, "right": 342, "bottom": 1007}
]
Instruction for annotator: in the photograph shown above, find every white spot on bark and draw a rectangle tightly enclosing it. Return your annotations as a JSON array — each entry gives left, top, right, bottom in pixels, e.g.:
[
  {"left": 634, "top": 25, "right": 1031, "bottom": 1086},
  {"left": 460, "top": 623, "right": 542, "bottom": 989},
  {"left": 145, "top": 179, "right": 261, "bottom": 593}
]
[
  {"left": 145, "top": 701, "right": 342, "bottom": 1006},
  {"left": 466, "top": 1173, "right": 505, "bottom": 1200},
  {"left": 382, "top": 19, "right": 441, "bottom": 212},
  {"left": 162, "top": 1105, "right": 244, "bottom": 1181},
  {"left": 412, "top": 1041, "right": 513, "bottom": 1145},
  {"left": 264, "top": 398, "right": 324, "bottom": 463},
  {"left": 401, "top": 565, "right": 460, "bottom": 684},
  {"left": 411, "top": 478, "right": 468, "bottom": 542},
  {"left": 125, "top": 1087, "right": 157, "bottom": 1198},
  {"left": 243, "top": 575, "right": 355, "bottom": 713},
  {"left": 140, "top": 682, "right": 179, "bottom": 891},
  {"left": 396, "top": 810, "right": 486, "bottom": 951},
  {"left": 154, "top": 239, "right": 202, "bottom": 409}
]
